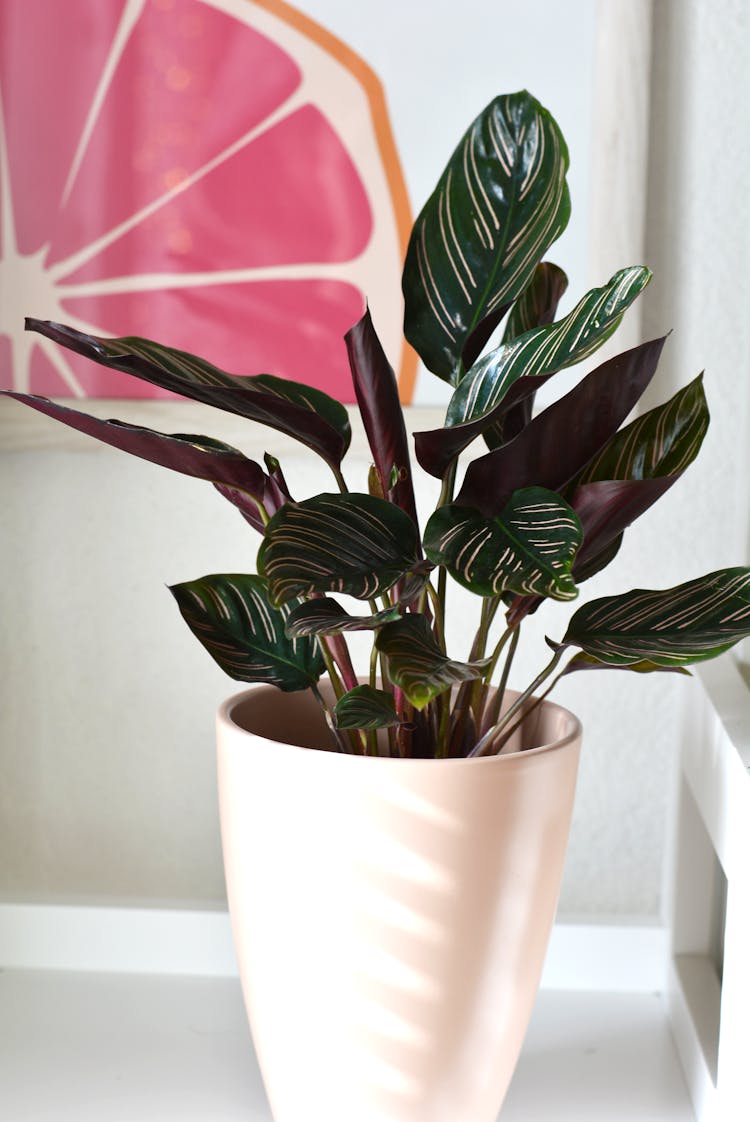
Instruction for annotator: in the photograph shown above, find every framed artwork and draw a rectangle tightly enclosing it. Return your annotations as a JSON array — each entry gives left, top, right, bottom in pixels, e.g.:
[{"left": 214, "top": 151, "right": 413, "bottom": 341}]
[{"left": 0, "top": 0, "right": 415, "bottom": 403}]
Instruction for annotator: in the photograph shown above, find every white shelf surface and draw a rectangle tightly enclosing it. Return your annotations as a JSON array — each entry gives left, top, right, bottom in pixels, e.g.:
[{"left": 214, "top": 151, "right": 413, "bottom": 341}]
[{"left": 0, "top": 969, "right": 694, "bottom": 1121}]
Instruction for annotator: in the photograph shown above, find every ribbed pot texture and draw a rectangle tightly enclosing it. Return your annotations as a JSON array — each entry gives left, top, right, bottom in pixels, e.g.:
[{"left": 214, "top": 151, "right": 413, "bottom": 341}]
[{"left": 216, "top": 685, "right": 581, "bottom": 1122}]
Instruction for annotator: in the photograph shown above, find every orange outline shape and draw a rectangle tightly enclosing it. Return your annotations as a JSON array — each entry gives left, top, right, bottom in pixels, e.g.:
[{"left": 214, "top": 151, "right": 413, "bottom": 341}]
[{"left": 249, "top": 0, "right": 418, "bottom": 404}]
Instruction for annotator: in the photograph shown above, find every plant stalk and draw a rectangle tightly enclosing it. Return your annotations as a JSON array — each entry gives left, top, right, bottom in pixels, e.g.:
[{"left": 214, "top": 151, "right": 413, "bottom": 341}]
[{"left": 470, "top": 646, "right": 565, "bottom": 757}]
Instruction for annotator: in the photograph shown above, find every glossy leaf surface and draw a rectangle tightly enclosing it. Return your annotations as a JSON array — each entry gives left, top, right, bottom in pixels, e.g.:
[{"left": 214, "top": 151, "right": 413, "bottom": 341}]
[
  {"left": 424, "top": 488, "right": 581, "bottom": 599},
  {"left": 375, "top": 615, "right": 490, "bottom": 708},
  {"left": 334, "top": 686, "right": 400, "bottom": 730},
  {"left": 402, "top": 92, "right": 570, "bottom": 382},
  {"left": 415, "top": 267, "right": 650, "bottom": 478},
  {"left": 4, "top": 392, "right": 267, "bottom": 496},
  {"left": 456, "top": 336, "right": 667, "bottom": 516},
  {"left": 561, "top": 652, "right": 690, "bottom": 676},
  {"left": 169, "top": 574, "right": 324, "bottom": 690},
  {"left": 284, "top": 598, "right": 402, "bottom": 637},
  {"left": 575, "top": 374, "right": 708, "bottom": 485},
  {"left": 258, "top": 493, "right": 421, "bottom": 605},
  {"left": 24, "top": 319, "right": 352, "bottom": 467},
  {"left": 563, "top": 568, "right": 750, "bottom": 667}
]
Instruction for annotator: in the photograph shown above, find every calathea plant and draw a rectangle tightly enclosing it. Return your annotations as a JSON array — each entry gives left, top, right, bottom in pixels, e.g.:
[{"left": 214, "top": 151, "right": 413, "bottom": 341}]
[{"left": 6, "top": 90, "right": 750, "bottom": 758}]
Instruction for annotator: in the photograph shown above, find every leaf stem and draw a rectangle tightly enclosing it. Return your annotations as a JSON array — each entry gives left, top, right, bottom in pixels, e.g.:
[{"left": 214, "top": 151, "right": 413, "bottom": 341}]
[
  {"left": 434, "top": 460, "right": 458, "bottom": 650},
  {"left": 310, "top": 681, "right": 349, "bottom": 753},
  {"left": 489, "top": 664, "right": 568, "bottom": 753},
  {"left": 480, "top": 626, "right": 520, "bottom": 736},
  {"left": 470, "top": 645, "right": 565, "bottom": 757},
  {"left": 331, "top": 466, "right": 349, "bottom": 494}
]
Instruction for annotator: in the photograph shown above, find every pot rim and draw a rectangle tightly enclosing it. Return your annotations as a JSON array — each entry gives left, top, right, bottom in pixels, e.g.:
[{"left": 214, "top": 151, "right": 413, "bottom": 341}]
[{"left": 217, "top": 683, "right": 582, "bottom": 764}]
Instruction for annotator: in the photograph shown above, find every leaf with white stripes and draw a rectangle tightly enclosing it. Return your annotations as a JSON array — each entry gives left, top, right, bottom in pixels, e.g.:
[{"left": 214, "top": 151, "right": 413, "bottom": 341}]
[
  {"left": 575, "top": 373, "right": 708, "bottom": 485},
  {"left": 414, "top": 267, "right": 651, "bottom": 478},
  {"left": 334, "top": 686, "right": 400, "bottom": 730},
  {"left": 560, "top": 652, "right": 690, "bottom": 676},
  {"left": 562, "top": 568, "right": 750, "bottom": 667},
  {"left": 424, "top": 488, "right": 582, "bottom": 599},
  {"left": 169, "top": 574, "right": 325, "bottom": 690},
  {"left": 257, "top": 494, "right": 421, "bottom": 606},
  {"left": 375, "top": 616, "right": 491, "bottom": 709},
  {"left": 403, "top": 91, "right": 571, "bottom": 383},
  {"left": 25, "top": 320, "right": 352, "bottom": 468},
  {"left": 284, "top": 598, "right": 402, "bottom": 638}
]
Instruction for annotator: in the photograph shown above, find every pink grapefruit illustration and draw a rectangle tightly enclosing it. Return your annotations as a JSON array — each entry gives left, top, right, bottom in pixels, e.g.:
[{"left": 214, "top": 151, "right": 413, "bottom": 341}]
[{"left": 0, "top": 0, "right": 416, "bottom": 401}]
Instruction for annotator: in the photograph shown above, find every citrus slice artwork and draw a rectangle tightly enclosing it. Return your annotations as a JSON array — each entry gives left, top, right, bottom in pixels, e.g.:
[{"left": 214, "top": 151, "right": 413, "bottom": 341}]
[{"left": 0, "top": 0, "right": 416, "bottom": 401}]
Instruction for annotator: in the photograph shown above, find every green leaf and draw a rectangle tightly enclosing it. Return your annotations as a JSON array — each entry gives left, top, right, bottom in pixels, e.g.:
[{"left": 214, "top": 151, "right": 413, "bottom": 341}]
[
  {"left": 562, "top": 568, "right": 750, "bottom": 667},
  {"left": 414, "top": 268, "right": 651, "bottom": 479},
  {"left": 375, "top": 616, "right": 490, "bottom": 709},
  {"left": 284, "top": 598, "right": 402, "bottom": 637},
  {"left": 424, "top": 488, "right": 581, "bottom": 600},
  {"left": 169, "top": 574, "right": 324, "bottom": 690},
  {"left": 402, "top": 91, "right": 571, "bottom": 383},
  {"left": 24, "top": 320, "right": 351, "bottom": 467},
  {"left": 561, "top": 652, "right": 690, "bottom": 676},
  {"left": 334, "top": 686, "right": 400, "bottom": 730},
  {"left": 575, "top": 373, "right": 708, "bottom": 485},
  {"left": 257, "top": 493, "right": 421, "bottom": 605}
]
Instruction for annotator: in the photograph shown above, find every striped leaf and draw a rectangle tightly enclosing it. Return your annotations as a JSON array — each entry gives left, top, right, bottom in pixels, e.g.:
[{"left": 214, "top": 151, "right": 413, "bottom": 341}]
[
  {"left": 576, "top": 374, "right": 709, "bottom": 485},
  {"left": 334, "top": 686, "right": 400, "bottom": 730},
  {"left": 506, "top": 376, "right": 709, "bottom": 624},
  {"left": 456, "top": 336, "right": 667, "bottom": 517},
  {"left": 402, "top": 91, "right": 571, "bottom": 383},
  {"left": 3, "top": 392, "right": 267, "bottom": 498},
  {"left": 565, "top": 374, "right": 710, "bottom": 573},
  {"left": 169, "top": 574, "right": 325, "bottom": 690},
  {"left": 24, "top": 319, "right": 351, "bottom": 468},
  {"left": 414, "top": 267, "right": 650, "bottom": 478},
  {"left": 561, "top": 652, "right": 690, "bottom": 676},
  {"left": 375, "top": 616, "right": 491, "bottom": 709},
  {"left": 562, "top": 568, "right": 750, "bottom": 667},
  {"left": 424, "top": 488, "right": 581, "bottom": 600},
  {"left": 285, "top": 598, "right": 402, "bottom": 638},
  {"left": 257, "top": 493, "right": 421, "bottom": 605}
]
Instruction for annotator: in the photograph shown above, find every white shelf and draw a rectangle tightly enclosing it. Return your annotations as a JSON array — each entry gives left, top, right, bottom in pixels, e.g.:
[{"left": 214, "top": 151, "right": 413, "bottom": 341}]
[{"left": 0, "top": 969, "right": 694, "bottom": 1121}]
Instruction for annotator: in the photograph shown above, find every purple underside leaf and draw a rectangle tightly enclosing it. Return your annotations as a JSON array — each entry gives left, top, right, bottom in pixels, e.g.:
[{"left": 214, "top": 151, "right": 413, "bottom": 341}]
[
  {"left": 23, "top": 319, "right": 351, "bottom": 468},
  {"left": 3, "top": 391, "right": 267, "bottom": 497},
  {"left": 460, "top": 301, "right": 513, "bottom": 372},
  {"left": 345, "top": 308, "right": 420, "bottom": 531},
  {"left": 491, "top": 262, "right": 569, "bottom": 446},
  {"left": 456, "top": 335, "right": 668, "bottom": 516},
  {"left": 414, "top": 371, "right": 551, "bottom": 477},
  {"left": 570, "top": 477, "right": 677, "bottom": 567}
]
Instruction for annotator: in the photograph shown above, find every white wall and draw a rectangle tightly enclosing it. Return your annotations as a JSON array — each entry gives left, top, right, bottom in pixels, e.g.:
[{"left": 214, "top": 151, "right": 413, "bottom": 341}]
[{"left": 4, "top": 0, "right": 747, "bottom": 921}]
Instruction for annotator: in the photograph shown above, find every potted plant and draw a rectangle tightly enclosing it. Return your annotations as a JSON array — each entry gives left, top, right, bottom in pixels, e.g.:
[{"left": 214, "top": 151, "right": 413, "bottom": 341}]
[{"left": 5, "top": 90, "right": 750, "bottom": 1121}]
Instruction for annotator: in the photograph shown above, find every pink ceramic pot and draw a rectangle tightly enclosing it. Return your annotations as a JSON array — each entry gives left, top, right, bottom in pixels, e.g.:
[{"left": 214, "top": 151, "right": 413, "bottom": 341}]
[{"left": 217, "top": 685, "right": 581, "bottom": 1122}]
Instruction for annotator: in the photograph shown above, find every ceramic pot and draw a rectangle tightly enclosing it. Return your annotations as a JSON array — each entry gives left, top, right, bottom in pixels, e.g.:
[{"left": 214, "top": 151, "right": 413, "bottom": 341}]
[{"left": 216, "top": 685, "right": 581, "bottom": 1122}]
